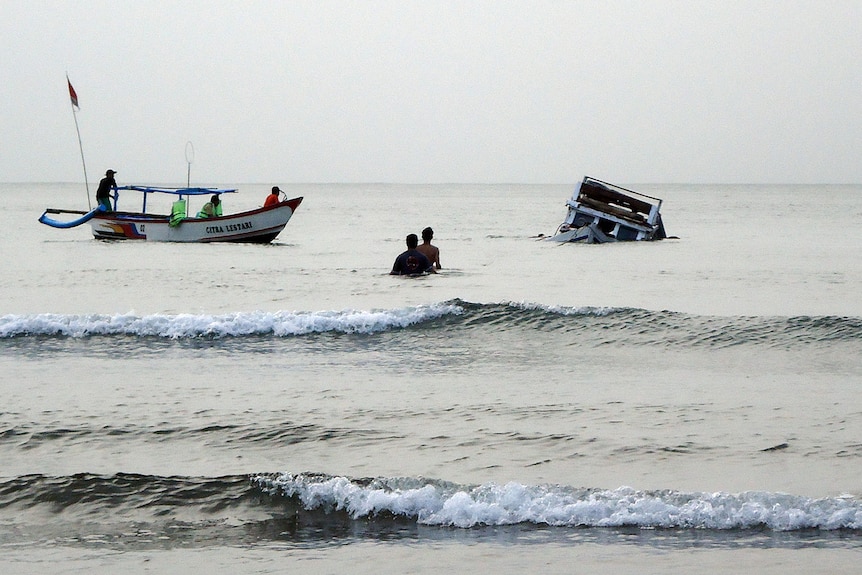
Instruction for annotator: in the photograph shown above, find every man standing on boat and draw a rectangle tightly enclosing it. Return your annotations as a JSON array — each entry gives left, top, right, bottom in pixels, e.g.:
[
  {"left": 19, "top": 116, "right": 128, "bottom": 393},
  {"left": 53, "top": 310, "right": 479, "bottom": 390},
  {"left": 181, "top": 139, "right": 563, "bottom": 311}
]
[{"left": 96, "top": 169, "right": 117, "bottom": 211}]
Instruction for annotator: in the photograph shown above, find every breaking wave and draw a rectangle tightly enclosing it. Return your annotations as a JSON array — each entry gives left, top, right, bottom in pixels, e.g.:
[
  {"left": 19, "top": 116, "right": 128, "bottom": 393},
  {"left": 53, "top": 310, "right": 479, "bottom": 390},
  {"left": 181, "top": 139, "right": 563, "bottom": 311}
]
[
  {"left": 0, "top": 302, "right": 463, "bottom": 339},
  {"left": 1, "top": 472, "right": 859, "bottom": 537},
  {"left": 2, "top": 300, "right": 861, "bottom": 350},
  {"left": 254, "top": 473, "right": 862, "bottom": 531}
]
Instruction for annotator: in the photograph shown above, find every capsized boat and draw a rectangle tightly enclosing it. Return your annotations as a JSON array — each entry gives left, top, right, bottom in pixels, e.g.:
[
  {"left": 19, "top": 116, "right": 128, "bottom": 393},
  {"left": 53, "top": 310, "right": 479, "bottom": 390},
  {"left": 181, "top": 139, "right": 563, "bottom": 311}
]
[
  {"left": 39, "top": 186, "right": 303, "bottom": 243},
  {"left": 546, "top": 177, "right": 667, "bottom": 243}
]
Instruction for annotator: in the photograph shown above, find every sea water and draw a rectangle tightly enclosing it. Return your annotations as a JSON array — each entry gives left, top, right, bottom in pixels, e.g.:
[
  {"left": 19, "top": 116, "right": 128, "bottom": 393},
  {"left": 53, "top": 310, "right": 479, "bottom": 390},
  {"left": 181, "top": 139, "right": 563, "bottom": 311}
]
[{"left": 0, "top": 182, "right": 860, "bottom": 573}]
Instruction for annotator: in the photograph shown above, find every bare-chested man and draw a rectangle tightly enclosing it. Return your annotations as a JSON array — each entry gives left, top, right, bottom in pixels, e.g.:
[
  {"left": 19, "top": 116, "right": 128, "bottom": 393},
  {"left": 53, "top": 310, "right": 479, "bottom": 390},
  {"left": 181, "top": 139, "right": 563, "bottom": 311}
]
[{"left": 416, "top": 227, "right": 441, "bottom": 270}]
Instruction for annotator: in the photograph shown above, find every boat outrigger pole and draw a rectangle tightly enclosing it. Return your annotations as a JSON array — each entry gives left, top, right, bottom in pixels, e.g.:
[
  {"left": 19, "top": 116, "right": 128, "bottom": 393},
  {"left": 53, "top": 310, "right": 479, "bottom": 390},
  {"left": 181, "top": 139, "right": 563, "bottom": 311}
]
[{"left": 67, "top": 74, "right": 91, "bottom": 210}]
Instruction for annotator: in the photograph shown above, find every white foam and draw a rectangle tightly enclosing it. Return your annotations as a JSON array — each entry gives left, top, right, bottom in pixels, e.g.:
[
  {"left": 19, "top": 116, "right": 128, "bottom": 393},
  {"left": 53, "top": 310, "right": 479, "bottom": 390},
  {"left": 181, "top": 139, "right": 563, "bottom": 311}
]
[
  {"left": 253, "top": 473, "right": 862, "bottom": 531},
  {"left": 506, "top": 301, "right": 618, "bottom": 317},
  {"left": 0, "top": 303, "right": 464, "bottom": 338}
]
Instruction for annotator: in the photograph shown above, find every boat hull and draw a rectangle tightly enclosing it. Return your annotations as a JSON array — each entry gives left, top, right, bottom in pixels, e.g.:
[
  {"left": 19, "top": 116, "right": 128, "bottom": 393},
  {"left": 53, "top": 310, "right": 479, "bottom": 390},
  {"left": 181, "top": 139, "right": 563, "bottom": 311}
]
[
  {"left": 89, "top": 197, "right": 302, "bottom": 243},
  {"left": 546, "top": 223, "right": 615, "bottom": 244}
]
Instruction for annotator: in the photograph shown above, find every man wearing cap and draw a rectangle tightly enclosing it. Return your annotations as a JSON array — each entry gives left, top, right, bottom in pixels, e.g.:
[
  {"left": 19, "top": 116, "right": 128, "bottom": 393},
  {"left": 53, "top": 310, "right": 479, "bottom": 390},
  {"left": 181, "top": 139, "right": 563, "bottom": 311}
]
[
  {"left": 96, "top": 169, "right": 117, "bottom": 211},
  {"left": 264, "top": 186, "right": 282, "bottom": 207}
]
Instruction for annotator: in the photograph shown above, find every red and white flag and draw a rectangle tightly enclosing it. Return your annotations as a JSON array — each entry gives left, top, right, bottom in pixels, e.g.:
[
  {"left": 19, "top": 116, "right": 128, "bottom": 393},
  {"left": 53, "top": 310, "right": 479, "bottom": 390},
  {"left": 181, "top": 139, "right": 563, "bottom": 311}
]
[{"left": 67, "top": 77, "right": 79, "bottom": 109}]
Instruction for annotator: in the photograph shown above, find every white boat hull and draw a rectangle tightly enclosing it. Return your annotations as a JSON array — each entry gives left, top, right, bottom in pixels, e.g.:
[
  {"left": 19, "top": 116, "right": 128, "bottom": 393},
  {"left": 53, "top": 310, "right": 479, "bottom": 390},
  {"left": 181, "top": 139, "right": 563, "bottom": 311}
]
[
  {"left": 88, "top": 198, "right": 302, "bottom": 243},
  {"left": 546, "top": 223, "right": 615, "bottom": 244}
]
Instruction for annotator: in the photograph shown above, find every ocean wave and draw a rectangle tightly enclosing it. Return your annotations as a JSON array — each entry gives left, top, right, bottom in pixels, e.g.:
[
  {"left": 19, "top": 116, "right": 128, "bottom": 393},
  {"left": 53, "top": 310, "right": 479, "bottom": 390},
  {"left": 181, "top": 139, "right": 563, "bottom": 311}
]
[
  {"left": 1, "top": 300, "right": 861, "bottom": 349},
  {"left": 1, "top": 472, "right": 859, "bottom": 551},
  {"left": 0, "top": 420, "right": 395, "bottom": 451},
  {"left": 253, "top": 473, "right": 862, "bottom": 531},
  {"left": 2, "top": 472, "right": 859, "bottom": 533},
  {"left": 0, "top": 302, "right": 464, "bottom": 339}
]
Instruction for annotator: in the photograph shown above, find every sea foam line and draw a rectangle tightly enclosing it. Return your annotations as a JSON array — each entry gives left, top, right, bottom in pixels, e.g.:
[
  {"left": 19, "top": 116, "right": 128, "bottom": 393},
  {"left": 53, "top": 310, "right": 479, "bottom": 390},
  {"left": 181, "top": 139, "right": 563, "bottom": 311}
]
[
  {"left": 253, "top": 473, "right": 862, "bottom": 531},
  {"left": 0, "top": 303, "right": 464, "bottom": 338}
]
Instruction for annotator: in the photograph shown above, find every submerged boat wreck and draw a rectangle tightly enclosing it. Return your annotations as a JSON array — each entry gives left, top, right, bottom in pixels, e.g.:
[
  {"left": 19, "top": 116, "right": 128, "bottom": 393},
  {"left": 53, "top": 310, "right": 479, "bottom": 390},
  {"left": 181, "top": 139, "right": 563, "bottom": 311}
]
[{"left": 546, "top": 177, "right": 667, "bottom": 243}]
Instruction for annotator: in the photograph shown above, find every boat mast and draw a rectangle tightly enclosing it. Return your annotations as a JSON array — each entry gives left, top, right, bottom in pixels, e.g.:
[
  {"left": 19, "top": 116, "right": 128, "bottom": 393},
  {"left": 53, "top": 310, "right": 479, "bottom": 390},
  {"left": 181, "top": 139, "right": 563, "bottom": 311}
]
[
  {"left": 185, "top": 141, "right": 195, "bottom": 188},
  {"left": 67, "top": 74, "right": 91, "bottom": 210},
  {"left": 184, "top": 141, "right": 194, "bottom": 216}
]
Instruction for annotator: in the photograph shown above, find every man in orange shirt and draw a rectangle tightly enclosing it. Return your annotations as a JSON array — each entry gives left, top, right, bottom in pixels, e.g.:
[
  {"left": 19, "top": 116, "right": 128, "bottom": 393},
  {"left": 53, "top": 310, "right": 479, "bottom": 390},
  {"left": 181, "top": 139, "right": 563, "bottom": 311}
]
[{"left": 264, "top": 186, "right": 282, "bottom": 207}]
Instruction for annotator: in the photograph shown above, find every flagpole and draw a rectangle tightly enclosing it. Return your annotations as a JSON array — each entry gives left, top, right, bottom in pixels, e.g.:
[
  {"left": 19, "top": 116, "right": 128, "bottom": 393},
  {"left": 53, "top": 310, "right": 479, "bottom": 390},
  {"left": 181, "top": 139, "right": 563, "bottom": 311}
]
[{"left": 67, "top": 75, "right": 91, "bottom": 209}]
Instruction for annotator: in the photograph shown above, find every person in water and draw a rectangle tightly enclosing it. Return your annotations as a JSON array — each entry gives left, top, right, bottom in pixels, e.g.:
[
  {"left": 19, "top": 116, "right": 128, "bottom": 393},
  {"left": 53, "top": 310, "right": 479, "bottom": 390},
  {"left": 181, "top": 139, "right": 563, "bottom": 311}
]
[
  {"left": 96, "top": 169, "right": 117, "bottom": 211},
  {"left": 391, "top": 233, "right": 435, "bottom": 275},
  {"left": 197, "top": 195, "right": 221, "bottom": 218},
  {"left": 416, "top": 226, "right": 441, "bottom": 270},
  {"left": 264, "top": 186, "right": 281, "bottom": 207}
]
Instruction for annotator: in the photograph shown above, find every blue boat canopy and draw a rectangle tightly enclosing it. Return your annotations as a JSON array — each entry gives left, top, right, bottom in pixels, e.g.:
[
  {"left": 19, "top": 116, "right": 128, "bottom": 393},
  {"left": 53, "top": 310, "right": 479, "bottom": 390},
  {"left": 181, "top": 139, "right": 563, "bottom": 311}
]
[
  {"left": 115, "top": 185, "right": 238, "bottom": 213},
  {"left": 118, "top": 186, "right": 238, "bottom": 195}
]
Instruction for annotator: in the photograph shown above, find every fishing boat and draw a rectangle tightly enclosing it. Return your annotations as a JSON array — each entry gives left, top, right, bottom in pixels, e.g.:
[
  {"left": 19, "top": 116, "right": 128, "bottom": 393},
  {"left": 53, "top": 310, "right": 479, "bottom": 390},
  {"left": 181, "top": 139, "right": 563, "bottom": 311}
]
[
  {"left": 39, "top": 186, "right": 303, "bottom": 243},
  {"left": 545, "top": 177, "right": 667, "bottom": 243}
]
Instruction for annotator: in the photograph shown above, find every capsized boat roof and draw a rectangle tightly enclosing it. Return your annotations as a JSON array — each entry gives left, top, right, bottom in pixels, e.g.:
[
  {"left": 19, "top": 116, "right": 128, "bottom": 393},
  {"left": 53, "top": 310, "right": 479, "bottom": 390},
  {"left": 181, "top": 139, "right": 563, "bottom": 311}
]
[{"left": 117, "top": 185, "right": 238, "bottom": 195}]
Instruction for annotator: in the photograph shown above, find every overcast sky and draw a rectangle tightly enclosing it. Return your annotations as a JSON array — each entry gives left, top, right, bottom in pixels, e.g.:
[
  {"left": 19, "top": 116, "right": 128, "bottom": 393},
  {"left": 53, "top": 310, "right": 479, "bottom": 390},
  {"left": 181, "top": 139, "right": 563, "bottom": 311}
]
[{"left": 2, "top": 1, "right": 860, "bottom": 184}]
